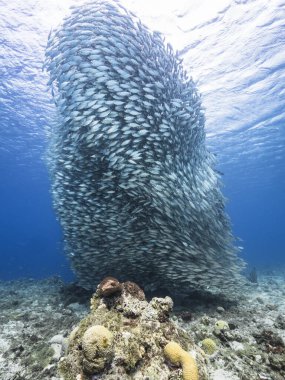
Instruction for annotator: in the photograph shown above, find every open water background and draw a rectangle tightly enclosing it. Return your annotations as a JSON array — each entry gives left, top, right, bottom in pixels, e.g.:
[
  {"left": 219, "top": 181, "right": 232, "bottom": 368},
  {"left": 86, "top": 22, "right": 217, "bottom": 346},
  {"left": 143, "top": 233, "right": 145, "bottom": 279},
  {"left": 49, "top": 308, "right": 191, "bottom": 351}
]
[{"left": 0, "top": 0, "right": 284, "bottom": 281}]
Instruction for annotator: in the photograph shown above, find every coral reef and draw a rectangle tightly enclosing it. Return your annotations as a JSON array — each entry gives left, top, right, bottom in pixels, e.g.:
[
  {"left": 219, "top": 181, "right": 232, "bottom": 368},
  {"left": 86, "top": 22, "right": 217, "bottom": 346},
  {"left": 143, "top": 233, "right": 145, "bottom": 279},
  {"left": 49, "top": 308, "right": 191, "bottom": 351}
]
[
  {"left": 59, "top": 278, "right": 208, "bottom": 380},
  {"left": 1, "top": 271, "right": 285, "bottom": 379}
]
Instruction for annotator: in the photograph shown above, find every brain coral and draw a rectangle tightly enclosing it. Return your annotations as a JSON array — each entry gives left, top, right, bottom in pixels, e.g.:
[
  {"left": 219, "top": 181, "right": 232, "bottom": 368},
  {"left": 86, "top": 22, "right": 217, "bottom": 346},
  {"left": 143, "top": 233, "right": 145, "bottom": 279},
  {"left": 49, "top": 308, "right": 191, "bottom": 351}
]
[
  {"left": 201, "top": 338, "right": 217, "bottom": 355},
  {"left": 214, "top": 321, "right": 230, "bottom": 335},
  {"left": 81, "top": 325, "right": 113, "bottom": 373},
  {"left": 164, "top": 341, "right": 199, "bottom": 380}
]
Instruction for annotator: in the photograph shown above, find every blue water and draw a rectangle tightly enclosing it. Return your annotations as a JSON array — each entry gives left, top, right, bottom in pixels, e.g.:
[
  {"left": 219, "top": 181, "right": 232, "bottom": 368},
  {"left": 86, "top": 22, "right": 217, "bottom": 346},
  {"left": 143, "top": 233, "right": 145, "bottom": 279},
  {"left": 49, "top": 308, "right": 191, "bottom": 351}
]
[
  {"left": 0, "top": 145, "right": 73, "bottom": 281},
  {"left": 0, "top": 0, "right": 284, "bottom": 281}
]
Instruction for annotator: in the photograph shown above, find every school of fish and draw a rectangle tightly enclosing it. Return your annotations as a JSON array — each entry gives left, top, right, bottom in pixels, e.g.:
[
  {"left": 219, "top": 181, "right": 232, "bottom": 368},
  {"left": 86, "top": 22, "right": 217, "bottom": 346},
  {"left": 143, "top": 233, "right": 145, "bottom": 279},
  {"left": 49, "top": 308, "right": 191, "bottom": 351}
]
[{"left": 44, "top": 0, "right": 245, "bottom": 295}]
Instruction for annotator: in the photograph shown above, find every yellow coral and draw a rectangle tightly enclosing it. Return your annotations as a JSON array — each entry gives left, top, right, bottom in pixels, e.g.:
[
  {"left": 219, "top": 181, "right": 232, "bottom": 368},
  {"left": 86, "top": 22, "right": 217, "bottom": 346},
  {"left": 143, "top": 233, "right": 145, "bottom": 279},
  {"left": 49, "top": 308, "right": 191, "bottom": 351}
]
[
  {"left": 82, "top": 325, "right": 113, "bottom": 356},
  {"left": 164, "top": 341, "right": 199, "bottom": 380},
  {"left": 81, "top": 325, "right": 113, "bottom": 373},
  {"left": 214, "top": 320, "right": 229, "bottom": 334},
  {"left": 201, "top": 338, "right": 217, "bottom": 355}
]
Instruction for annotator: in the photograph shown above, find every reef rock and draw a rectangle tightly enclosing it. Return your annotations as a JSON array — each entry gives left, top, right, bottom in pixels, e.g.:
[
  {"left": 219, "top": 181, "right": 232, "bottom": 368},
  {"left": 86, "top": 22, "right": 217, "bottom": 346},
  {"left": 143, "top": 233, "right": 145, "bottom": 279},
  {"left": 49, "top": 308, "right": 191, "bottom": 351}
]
[{"left": 59, "top": 278, "right": 208, "bottom": 380}]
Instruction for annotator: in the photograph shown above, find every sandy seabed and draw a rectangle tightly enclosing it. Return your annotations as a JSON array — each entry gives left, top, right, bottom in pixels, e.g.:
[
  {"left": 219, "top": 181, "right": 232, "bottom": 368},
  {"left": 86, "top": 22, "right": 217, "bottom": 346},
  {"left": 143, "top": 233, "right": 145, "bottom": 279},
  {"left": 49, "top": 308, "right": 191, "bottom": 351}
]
[{"left": 0, "top": 270, "right": 284, "bottom": 380}]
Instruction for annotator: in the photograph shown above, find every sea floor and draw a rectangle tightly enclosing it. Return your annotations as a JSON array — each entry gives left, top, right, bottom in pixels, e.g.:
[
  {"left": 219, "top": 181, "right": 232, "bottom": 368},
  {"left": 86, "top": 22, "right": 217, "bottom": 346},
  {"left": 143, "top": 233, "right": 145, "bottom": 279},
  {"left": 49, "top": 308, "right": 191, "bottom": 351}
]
[{"left": 0, "top": 270, "right": 284, "bottom": 380}]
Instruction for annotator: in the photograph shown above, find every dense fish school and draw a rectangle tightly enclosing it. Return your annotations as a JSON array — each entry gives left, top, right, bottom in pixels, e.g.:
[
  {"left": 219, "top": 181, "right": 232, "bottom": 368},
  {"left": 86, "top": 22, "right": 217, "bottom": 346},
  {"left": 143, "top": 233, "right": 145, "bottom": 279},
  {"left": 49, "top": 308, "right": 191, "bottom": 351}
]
[{"left": 45, "top": 0, "right": 245, "bottom": 295}]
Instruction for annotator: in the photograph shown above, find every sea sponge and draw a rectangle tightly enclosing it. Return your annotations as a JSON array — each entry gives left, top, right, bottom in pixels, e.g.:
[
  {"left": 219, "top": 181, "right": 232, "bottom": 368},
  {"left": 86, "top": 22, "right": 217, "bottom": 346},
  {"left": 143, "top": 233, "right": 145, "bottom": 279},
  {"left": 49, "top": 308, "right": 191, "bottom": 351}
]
[
  {"left": 81, "top": 325, "right": 113, "bottom": 373},
  {"left": 201, "top": 338, "right": 217, "bottom": 355},
  {"left": 164, "top": 341, "right": 199, "bottom": 380}
]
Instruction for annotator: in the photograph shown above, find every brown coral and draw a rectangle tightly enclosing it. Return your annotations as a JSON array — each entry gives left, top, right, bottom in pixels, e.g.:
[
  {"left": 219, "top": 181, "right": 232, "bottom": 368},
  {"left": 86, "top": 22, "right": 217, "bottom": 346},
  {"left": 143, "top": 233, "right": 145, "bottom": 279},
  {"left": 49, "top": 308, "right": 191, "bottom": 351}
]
[
  {"left": 122, "top": 281, "right": 145, "bottom": 301},
  {"left": 97, "top": 277, "right": 122, "bottom": 297}
]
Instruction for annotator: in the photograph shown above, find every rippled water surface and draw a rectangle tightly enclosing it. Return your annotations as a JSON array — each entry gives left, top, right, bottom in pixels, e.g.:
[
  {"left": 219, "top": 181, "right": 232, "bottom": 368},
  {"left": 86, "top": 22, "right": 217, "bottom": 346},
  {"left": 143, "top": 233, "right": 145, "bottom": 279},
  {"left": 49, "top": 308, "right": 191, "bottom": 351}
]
[{"left": 0, "top": 0, "right": 284, "bottom": 278}]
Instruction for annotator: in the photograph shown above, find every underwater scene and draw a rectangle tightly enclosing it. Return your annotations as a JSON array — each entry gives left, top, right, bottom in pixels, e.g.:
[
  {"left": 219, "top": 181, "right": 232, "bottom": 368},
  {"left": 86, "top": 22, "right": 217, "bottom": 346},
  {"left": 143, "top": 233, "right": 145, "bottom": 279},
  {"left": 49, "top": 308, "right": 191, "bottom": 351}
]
[{"left": 0, "top": 0, "right": 284, "bottom": 379}]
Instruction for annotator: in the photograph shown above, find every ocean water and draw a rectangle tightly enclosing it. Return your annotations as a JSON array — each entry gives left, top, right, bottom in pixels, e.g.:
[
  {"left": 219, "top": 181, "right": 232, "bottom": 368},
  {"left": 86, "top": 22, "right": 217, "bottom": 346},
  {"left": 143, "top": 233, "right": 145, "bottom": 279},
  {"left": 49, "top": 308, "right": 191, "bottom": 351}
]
[{"left": 0, "top": 0, "right": 284, "bottom": 284}]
